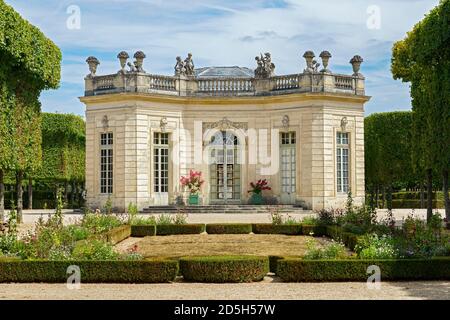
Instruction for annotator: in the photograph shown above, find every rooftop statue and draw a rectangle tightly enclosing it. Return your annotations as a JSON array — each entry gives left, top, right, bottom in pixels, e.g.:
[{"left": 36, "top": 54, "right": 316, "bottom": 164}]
[
  {"left": 175, "top": 53, "right": 195, "bottom": 76},
  {"left": 254, "top": 52, "right": 275, "bottom": 79}
]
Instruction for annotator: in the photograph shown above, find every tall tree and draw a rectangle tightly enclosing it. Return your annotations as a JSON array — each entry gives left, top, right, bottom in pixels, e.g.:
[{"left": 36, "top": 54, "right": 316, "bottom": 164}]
[
  {"left": 0, "top": 0, "right": 61, "bottom": 222},
  {"left": 37, "top": 113, "right": 86, "bottom": 208},
  {"left": 365, "top": 112, "right": 415, "bottom": 209},
  {"left": 391, "top": 0, "right": 450, "bottom": 222}
]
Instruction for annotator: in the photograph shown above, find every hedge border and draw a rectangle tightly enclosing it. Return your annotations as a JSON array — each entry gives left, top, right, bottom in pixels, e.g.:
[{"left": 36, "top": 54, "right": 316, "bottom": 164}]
[
  {"left": 179, "top": 255, "right": 269, "bottom": 283},
  {"left": 252, "top": 224, "right": 302, "bottom": 235},
  {"left": 89, "top": 225, "right": 131, "bottom": 245},
  {"left": 156, "top": 224, "right": 206, "bottom": 235},
  {"left": 0, "top": 259, "right": 178, "bottom": 283},
  {"left": 131, "top": 225, "right": 156, "bottom": 237},
  {"left": 206, "top": 223, "right": 252, "bottom": 234},
  {"left": 276, "top": 257, "right": 450, "bottom": 282}
]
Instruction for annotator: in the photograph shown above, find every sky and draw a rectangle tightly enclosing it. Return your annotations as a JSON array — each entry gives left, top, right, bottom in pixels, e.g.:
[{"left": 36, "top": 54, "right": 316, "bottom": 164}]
[{"left": 5, "top": 0, "right": 441, "bottom": 116}]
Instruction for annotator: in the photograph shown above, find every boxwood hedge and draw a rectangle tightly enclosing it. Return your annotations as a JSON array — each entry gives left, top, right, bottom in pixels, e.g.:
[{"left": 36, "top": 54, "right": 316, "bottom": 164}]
[
  {"left": 206, "top": 223, "right": 252, "bottom": 234},
  {"left": 179, "top": 255, "right": 269, "bottom": 283},
  {"left": 131, "top": 225, "right": 156, "bottom": 237},
  {"left": 252, "top": 224, "right": 302, "bottom": 235},
  {"left": 276, "top": 257, "right": 450, "bottom": 282},
  {"left": 156, "top": 224, "right": 205, "bottom": 235},
  {"left": 0, "top": 259, "right": 178, "bottom": 283}
]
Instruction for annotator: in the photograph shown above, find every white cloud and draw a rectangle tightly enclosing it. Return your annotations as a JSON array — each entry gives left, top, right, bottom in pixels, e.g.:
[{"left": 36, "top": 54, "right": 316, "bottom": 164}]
[{"left": 4, "top": 0, "right": 440, "bottom": 115}]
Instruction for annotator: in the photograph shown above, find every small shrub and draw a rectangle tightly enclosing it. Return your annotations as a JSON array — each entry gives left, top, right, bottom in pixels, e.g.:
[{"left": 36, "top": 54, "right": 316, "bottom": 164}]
[
  {"left": 157, "top": 214, "right": 174, "bottom": 225},
  {"left": 127, "top": 203, "right": 139, "bottom": 223},
  {"left": 206, "top": 224, "right": 252, "bottom": 234},
  {"left": 103, "top": 196, "right": 113, "bottom": 214},
  {"left": 71, "top": 240, "right": 119, "bottom": 260},
  {"left": 179, "top": 255, "right": 269, "bottom": 283},
  {"left": 354, "top": 233, "right": 398, "bottom": 259},
  {"left": 81, "top": 213, "right": 122, "bottom": 234},
  {"left": 303, "top": 239, "right": 348, "bottom": 260},
  {"left": 131, "top": 216, "right": 157, "bottom": 226},
  {"left": 173, "top": 212, "right": 188, "bottom": 225}
]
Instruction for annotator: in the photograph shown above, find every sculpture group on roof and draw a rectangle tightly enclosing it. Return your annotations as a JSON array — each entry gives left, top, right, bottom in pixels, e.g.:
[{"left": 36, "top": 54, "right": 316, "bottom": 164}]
[
  {"left": 254, "top": 52, "right": 275, "bottom": 79},
  {"left": 174, "top": 53, "right": 195, "bottom": 77},
  {"left": 85, "top": 50, "right": 364, "bottom": 79}
]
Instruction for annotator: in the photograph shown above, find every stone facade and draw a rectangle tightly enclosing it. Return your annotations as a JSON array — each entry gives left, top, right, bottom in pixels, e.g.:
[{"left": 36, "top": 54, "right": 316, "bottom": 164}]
[{"left": 80, "top": 51, "right": 370, "bottom": 211}]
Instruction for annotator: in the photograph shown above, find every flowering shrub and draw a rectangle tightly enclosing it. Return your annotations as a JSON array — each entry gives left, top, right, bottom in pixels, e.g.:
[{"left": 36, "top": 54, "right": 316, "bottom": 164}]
[
  {"left": 303, "top": 239, "right": 349, "bottom": 260},
  {"left": 248, "top": 179, "right": 271, "bottom": 195},
  {"left": 180, "top": 170, "right": 204, "bottom": 194},
  {"left": 355, "top": 233, "right": 398, "bottom": 259}
]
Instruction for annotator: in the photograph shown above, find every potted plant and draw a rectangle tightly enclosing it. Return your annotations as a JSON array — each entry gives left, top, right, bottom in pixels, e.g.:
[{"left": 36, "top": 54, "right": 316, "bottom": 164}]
[
  {"left": 180, "top": 170, "right": 205, "bottom": 205},
  {"left": 248, "top": 179, "right": 271, "bottom": 205}
]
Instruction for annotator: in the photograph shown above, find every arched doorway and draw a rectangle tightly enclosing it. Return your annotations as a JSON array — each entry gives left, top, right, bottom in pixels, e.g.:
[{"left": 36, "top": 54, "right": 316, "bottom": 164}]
[{"left": 208, "top": 131, "right": 241, "bottom": 204}]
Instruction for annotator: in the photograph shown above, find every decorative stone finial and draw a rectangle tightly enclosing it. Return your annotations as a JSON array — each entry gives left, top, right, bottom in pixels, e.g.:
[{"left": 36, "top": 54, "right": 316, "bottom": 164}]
[
  {"left": 86, "top": 56, "right": 100, "bottom": 78},
  {"left": 117, "top": 51, "right": 129, "bottom": 73},
  {"left": 132, "top": 51, "right": 146, "bottom": 73},
  {"left": 303, "top": 51, "right": 319, "bottom": 73},
  {"left": 350, "top": 55, "right": 364, "bottom": 76},
  {"left": 254, "top": 52, "right": 275, "bottom": 79},
  {"left": 319, "top": 51, "right": 332, "bottom": 73}
]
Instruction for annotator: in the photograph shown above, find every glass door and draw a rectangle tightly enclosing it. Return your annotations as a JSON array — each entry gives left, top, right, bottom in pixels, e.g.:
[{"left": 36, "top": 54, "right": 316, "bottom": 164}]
[
  {"left": 153, "top": 132, "right": 169, "bottom": 205},
  {"left": 209, "top": 131, "right": 241, "bottom": 203}
]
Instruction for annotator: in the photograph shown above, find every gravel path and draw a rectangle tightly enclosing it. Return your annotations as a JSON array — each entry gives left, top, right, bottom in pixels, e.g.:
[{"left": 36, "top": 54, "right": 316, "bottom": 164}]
[{"left": 0, "top": 280, "right": 448, "bottom": 300}]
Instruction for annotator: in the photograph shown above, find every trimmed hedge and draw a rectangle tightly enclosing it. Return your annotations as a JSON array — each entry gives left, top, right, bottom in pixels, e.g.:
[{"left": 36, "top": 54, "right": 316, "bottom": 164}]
[
  {"left": 392, "top": 199, "right": 444, "bottom": 209},
  {"left": 206, "top": 223, "right": 252, "bottom": 234},
  {"left": 252, "top": 224, "right": 302, "bottom": 235},
  {"left": 276, "top": 257, "right": 450, "bottom": 282},
  {"left": 301, "top": 225, "right": 327, "bottom": 237},
  {"left": 131, "top": 225, "right": 156, "bottom": 237},
  {"left": 179, "top": 255, "right": 269, "bottom": 283},
  {"left": 0, "top": 259, "right": 178, "bottom": 283},
  {"left": 156, "top": 224, "right": 205, "bottom": 235}
]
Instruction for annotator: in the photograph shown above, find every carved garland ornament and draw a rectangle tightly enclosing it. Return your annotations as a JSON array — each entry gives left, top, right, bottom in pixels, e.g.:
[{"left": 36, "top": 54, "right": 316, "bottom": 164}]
[{"left": 202, "top": 117, "right": 248, "bottom": 131}]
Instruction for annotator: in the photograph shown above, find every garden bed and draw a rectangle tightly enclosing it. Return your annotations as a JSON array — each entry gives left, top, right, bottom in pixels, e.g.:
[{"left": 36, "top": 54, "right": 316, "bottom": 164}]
[{"left": 122, "top": 234, "right": 335, "bottom": 259}]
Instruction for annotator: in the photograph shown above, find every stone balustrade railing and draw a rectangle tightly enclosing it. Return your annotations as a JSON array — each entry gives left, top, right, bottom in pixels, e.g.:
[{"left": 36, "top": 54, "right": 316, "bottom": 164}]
[
  {"left": 85, "top": 71, "right": 365, "bottom": 97},
  {"left": 197, "top": 78, "right": 254, "bottom": 94}
]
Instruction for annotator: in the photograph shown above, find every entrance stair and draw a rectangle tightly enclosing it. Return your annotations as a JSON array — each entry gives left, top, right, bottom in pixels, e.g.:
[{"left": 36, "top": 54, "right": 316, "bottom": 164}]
[{"left": 141, "top": 205, "right": 304, "bottom": 214}]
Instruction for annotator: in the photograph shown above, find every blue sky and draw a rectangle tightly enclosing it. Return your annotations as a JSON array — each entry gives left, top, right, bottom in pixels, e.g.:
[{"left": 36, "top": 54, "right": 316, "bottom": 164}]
[{"left": 6, "top": 0, "right": 440, "bottom": 116}]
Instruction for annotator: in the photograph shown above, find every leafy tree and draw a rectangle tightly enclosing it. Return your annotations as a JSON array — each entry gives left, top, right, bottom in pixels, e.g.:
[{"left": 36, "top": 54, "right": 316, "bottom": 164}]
[
  {"left": 0, "top": 0, "right": 61, "bottom": 222},
  {"left": 391, "top": 0, "right": 450, "bottom": 222},
  {"left": 37, "top": 113, "right": 86, "bottom": 207},
  {"left": 365, "top": 112, "right": 415, "bottom": 209}
]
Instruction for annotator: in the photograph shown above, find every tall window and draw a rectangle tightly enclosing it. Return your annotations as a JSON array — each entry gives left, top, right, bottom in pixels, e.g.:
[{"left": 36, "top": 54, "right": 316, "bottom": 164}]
[
  {"left": 280, "top": 132, "right": 296, "bottom": 193},
  {"left": 154, "top": 132, "right": 169, "bottom": 193},
  {"left": 100, "top": 132, "right": 113, "bottom": 194},
  {"left": 336, "top": 132, "right": 349, "bottom": 193}
]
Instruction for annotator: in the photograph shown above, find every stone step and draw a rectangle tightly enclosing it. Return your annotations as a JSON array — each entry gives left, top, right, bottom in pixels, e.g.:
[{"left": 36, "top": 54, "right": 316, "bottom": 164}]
[{"left": 141, "top": 205, "right": 304, "bottom": 214}]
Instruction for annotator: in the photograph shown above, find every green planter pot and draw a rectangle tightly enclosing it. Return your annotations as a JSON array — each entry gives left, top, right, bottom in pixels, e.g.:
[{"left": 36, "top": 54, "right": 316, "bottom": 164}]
[
  {"left": 188, "top": 194, "right": 199, "bottom": 205},
  {"left": 250, "top": 193, "right": 263, "bottom": 205}
]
